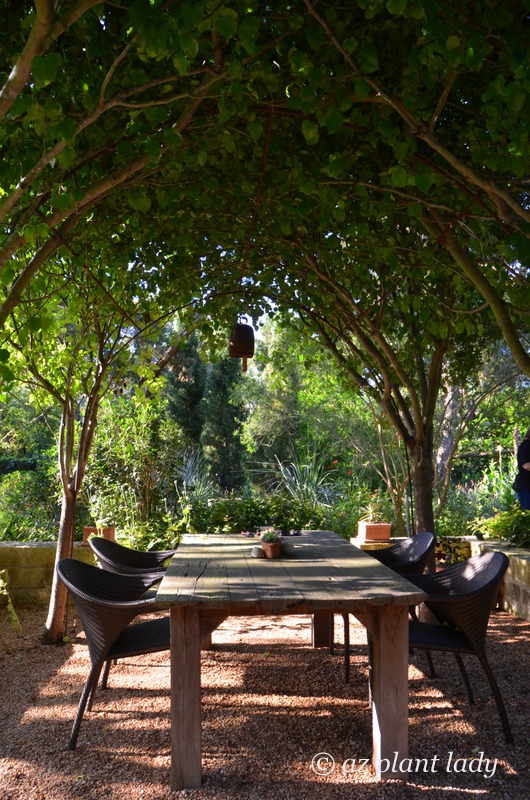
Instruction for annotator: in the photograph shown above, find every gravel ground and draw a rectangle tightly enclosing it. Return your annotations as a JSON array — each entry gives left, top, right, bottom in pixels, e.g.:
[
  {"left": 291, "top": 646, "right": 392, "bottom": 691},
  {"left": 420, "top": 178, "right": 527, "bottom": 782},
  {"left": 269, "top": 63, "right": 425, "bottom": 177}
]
[{"left": 0, "top": 606, "right": 528, "bottom": 800}]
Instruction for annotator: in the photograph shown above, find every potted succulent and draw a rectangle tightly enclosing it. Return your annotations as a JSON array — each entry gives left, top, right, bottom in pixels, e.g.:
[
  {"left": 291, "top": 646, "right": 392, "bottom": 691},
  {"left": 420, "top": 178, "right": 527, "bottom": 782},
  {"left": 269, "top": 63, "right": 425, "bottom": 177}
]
[
  {"left": 357, "top": 498, "right": 391, "bottom": 542},
  {"left": 260, "top": 530, "right": 282, "bottom": 559}
]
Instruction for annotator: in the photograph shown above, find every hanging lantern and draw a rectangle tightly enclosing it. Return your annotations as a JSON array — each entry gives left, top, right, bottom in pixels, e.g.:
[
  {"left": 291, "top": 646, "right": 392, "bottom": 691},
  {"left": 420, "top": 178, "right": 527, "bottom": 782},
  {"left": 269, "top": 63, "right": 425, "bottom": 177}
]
[{"left": 229, "top": 322, "right": 255, "bottom": 372}]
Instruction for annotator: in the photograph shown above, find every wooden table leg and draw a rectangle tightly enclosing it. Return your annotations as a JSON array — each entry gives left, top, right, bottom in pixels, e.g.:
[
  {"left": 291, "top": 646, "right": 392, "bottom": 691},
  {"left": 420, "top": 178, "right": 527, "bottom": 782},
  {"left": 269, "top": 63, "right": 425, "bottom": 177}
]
[
  {"left": 369, "top": 604, "right": 409, "bottom": 779},
  {"left": 311, "top": 611, "right": 332, "bottom": 647},
  {"left": 170, "top": 606, "right": 202, "bottom": 790}
]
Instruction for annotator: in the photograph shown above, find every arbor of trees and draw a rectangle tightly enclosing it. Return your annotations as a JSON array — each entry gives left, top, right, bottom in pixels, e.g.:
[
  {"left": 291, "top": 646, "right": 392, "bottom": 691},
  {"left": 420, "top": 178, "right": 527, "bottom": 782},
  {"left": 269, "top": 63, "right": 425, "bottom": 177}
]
[{"left": 1, "top": 1, "right": 530, "bottom": 637}]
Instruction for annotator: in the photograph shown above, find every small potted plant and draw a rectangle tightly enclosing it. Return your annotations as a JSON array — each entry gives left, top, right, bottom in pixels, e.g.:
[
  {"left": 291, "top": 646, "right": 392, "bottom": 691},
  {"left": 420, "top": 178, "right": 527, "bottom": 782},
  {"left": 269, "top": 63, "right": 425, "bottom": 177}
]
[
  {"left": 357, "top": 496, "right": 391, "bottom": 542},
  {"left": 260, "top": 530, "right": 282, "bottom": 559}
]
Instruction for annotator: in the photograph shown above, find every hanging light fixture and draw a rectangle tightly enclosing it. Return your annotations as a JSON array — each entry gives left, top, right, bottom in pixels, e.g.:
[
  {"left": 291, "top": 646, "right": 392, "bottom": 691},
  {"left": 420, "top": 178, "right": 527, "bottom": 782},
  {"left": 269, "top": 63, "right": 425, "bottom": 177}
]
[
  {"left": 228, "top": 108, "right": 274, "bottom": 372},
  {"left": 229, "top": 319, "right": 255, "bottom": 372}
]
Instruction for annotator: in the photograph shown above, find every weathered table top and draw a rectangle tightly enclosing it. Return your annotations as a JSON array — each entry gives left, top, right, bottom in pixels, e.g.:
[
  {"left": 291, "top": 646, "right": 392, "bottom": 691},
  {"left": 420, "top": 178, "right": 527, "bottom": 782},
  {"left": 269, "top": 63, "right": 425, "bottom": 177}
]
[{"left": 156, "top": 530, "right": 426, "bottom": 615}]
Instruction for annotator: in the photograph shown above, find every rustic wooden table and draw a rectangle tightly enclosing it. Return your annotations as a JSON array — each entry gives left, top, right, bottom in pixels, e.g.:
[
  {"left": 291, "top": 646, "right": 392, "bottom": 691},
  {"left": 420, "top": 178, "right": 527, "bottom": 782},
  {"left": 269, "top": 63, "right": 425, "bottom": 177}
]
[{"left": 156, "top": 530, "right": 426, "bottom": 790}]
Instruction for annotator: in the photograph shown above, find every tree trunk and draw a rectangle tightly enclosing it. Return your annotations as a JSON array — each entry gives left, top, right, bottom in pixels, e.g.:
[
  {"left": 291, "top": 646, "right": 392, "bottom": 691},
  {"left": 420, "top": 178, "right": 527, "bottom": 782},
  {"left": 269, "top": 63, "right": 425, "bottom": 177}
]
[
  {"left": 42, "top": 485, "right": 77, "bottom": 644},
  {"left": 410, "top": 431, "right": 436, "bottom": 535}
]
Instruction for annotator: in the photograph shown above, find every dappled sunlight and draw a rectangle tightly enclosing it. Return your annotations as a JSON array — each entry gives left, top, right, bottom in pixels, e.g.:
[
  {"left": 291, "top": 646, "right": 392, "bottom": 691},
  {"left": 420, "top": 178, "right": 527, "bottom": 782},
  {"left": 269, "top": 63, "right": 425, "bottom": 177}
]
[{"left": 1, "top": 607, "right": 528, "bottom": 799}]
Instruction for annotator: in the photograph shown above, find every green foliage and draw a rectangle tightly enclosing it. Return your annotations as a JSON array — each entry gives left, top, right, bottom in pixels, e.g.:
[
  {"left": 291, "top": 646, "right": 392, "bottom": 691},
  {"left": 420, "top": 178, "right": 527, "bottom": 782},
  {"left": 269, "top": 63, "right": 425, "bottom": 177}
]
[
  {"left": 358, "top": 489, "right": 394, "bottom": 522},
  {"left": 0, "top": 460, "right": 59, "bottom": 541},
  {"left": 84, "top": 393, "right": 185, "bottom": 531},
  {"left": 0, "top": 570, "right": 22, "bottom": 631},
  {"left": 200, "top": 358, "right": 248, "bottom": 491},
  {"left": 436, "top": 459, "right": 516, "bottom": 539},
  {"left": 177, "top": 449, "right": 218, "bottom": 501},
  {"left": 251, "top": 444, "right": 339, "bottom": 505},
  {"left": 260, "top": 531, "right": 280, "bottom": 543},
  {"left": 475, "top": 505, "right": 530, "bottom": 549},
  {"left": 175, "top": 493, "right": 329, "bottom": 536},
  {"left": 165, "top": 334, "right": 207, "bottom": 446},
  {"left": 320, "top": 489, "right": 380, "bottom": 539},
  {"left": 435, "top": 486, "right": 476, "bottom": 538}
]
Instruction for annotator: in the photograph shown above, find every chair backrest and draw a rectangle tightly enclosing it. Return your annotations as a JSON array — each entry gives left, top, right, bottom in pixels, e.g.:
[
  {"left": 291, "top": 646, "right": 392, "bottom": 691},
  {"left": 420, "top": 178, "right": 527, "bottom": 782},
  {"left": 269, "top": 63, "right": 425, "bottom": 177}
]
[
  {"left": 57, "top": 558, "right": 158, "bottom": 664},
  {"left": 89, "top": 537, "right": 174, "bottom": 574},
  {"left": 421, "top": 551, "right": 509, "bottom": 653},
  {"left": 372, "top": 531, "right": 436, "bottom": 574}
]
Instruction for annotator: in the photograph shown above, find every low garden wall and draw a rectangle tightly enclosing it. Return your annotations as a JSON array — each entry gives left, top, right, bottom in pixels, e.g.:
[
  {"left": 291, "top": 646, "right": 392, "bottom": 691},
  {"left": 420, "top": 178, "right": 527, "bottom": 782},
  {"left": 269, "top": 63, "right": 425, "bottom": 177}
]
[
  {"left": 470, "top": 539, "right": 530, "bottom": 622},
  {"left": 0, "top": 541, "right": 95, "bottom": 607},
  {"left": 1, "top": 536, "right": 529, "bottom": 622}
]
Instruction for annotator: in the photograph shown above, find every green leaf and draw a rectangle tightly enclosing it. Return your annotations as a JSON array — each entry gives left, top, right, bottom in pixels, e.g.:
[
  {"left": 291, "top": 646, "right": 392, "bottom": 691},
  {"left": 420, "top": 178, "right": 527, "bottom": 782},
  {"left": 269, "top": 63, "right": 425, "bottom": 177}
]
[
  {"left": 180, "top": 35, "right": 199, "bottom": 60},
  {"left": 127, "top": 192, "right": 152, "bottom": 213},
  {"left": 386, "top": 0, "right": 408, "bottom": 15},
  {"left": 359, "top": 43, "right": 379, "bottom": 73},
  {"left": 354, "top": 78, "right": 371, "bottom": 100},
  {"left": 32, "top": 54, "right": 62, "bottom": 86},
  {"left": 215, "top": 8, "right": 238, "bottom": 39},
  {"left": 389, "top": 164, "right": 412, "bottom": 187},
  {"left": 239, "top": 17, "right": 260, "bottom": 55},
  {"left": 343, "top": 36, "right": 358, "bottom": 53},
  {"left": 173, "top": 53, "right": 190, "bottom": 75},
  {"left": 0, "top": 349, "right": 10, "bottom": 363},
  {"left": 301, "top": 120, "right": 320, "bottom": 145},
  {"left": 247, "top": 121, "right": 263, "bottom": 140},
  {"left": 36, "top": 223, "right": 49, "bottom": 237},
  {"left": 325, "top": 106, "right": 343, "bottom": 134},
  {"left": 415, "top": 173, "right": 433, "bottom": 193},
  {"left": 0, "top": 364, "right": 15, "bottom": 382},
  {"left": 446, "top": 35, "right": 461, "bottom": 51},
  {"left": 23, "top": 224, "right": 37, "bottom": 243}
]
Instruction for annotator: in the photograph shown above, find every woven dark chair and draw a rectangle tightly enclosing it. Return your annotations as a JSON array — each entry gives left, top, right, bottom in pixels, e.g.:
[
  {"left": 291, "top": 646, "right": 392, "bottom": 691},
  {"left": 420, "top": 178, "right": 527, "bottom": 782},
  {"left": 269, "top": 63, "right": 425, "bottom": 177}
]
[
  {"left": 88, "top": 536, "right": 176, "bottom": 578},
  {"left": 340, "top": 532, "right": 436, "bottom": 682},
  {"left": 406, "top": 550, "right": 513, "bottom": 744},
  {"left": 369, "top": 530, "right": 436, "bottom": 574},
  {"left": 57, "top": 558, "right": 170, "bottom": 750}
]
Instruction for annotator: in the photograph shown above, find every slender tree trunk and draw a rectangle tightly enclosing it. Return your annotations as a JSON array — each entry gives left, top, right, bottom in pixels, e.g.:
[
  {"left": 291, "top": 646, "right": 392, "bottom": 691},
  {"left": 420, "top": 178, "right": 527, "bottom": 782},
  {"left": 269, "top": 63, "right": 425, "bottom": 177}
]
[
  {"left": 409, "top": 428, "right": 436, "bottom": 534},
  {"left": 42, "top": 484, "right": 77, "bottom": 644}
]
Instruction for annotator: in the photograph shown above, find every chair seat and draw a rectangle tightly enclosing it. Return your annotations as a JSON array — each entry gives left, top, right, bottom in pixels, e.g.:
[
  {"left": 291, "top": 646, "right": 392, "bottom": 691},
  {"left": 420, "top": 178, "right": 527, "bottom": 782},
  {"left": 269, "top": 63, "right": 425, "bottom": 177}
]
[
  {"left": 108, "top": 616, "right": 170, "bottom": 660},
  {"left": 409, "top": 620, "right": 472, "bottom": 654}
]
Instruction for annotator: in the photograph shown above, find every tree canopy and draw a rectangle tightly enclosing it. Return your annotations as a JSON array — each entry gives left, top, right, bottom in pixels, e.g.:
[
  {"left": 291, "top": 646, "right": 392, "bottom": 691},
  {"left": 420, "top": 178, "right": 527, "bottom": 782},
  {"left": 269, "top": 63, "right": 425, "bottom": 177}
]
[
  {"left": 1, "top": 1, "right": 530, "bottom": 635},
  {"left": 1, "top": 1, "right": 529, "bottom": 361}
]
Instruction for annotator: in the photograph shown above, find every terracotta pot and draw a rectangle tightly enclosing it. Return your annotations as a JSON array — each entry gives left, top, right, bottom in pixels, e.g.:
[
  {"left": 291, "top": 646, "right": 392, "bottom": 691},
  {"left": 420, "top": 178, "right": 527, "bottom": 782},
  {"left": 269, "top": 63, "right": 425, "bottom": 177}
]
[
  {"left": 261, "top": 540, "right": 282, "bottom": 559},
  {"left": 82, "top": 525, "right": 116, "bottom": 546},
  {"left": 357, "top": 521, "right": 391, "bottom": 542}
]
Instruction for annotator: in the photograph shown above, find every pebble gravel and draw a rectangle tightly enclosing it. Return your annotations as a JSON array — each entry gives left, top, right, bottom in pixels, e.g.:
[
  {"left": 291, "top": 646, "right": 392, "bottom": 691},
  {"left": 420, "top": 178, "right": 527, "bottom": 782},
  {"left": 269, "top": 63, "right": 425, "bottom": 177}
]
[{"left": 1, "top": 607, "right": 528, "bottom": 800}]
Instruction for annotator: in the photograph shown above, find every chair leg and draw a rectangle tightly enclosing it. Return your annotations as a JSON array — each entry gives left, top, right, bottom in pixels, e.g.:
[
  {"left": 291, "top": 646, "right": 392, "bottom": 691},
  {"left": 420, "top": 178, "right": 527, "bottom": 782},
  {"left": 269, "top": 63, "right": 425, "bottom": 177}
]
[
  {"left": 69, "top": 662, "right": 103, "bottom": 750},
  {"left": 424, "top": 650, "right": 436, "bottom": 678},
  {"left": 454, "top": 653, "right": 474, "bottom": 705},
  {"left": 100, "top": 659, "right": 116, "bottom": 690},
  {"left": 86, "top": 663, "right": 104, "bottom": 712},
  {"left": 477, "top": 653, "right": 513, "bottom": 745},
  {"left": 342, "top": 614, "right": 350, "bottom": 684}
]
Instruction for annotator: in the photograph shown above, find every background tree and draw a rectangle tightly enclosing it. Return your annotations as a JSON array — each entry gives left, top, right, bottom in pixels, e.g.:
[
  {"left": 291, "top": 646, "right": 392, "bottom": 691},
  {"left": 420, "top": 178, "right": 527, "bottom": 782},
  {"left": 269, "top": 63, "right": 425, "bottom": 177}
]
[
  {"left": 165, "top": 333, "right": 207, "bottom": 448},
  {"left": 200, "top": 357, "right": 247, "bottom": 492},
  {"left": 2, "top": 245, "right": 197, "bottom": 641}
]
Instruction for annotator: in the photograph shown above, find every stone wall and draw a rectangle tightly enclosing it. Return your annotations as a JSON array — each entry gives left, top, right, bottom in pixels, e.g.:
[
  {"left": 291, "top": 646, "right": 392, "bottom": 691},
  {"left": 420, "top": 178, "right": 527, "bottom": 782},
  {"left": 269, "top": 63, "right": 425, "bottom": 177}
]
[
  {"left": 470, "top": 539, "right": 530, "bottom": 622},
  {"left": 0, "top": 542, "right": 95, "bottom": 607}
]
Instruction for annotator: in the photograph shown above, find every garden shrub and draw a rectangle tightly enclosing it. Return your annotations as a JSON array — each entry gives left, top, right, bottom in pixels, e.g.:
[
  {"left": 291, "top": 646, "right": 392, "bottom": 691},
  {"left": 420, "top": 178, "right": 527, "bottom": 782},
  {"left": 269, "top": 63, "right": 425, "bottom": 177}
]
[{"left": 475, "top": 505, "right": 530, "bottom": 549}]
